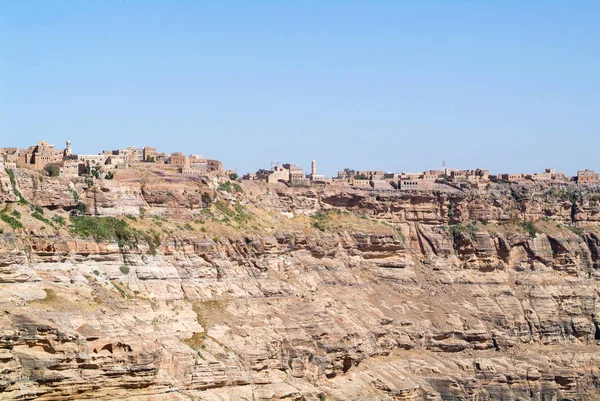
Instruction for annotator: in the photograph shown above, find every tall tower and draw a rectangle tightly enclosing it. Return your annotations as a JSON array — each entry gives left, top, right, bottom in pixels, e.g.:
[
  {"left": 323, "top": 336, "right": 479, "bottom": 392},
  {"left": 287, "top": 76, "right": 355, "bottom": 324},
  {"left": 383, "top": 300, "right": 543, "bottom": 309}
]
[
  {"left": 311, "top": 159, "right": 317, "bottom": 176},
  {"left": 65, "top": 139, "right": 72, "bottom": 157}
]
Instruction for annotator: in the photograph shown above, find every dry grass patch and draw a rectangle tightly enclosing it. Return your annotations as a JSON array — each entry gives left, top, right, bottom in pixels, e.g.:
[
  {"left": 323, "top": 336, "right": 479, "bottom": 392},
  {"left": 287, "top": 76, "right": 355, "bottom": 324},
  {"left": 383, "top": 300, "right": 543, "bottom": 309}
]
[
  {"left": 192, "top": 299, "right": 232, "bottom": 329},
  {"left": 29, "top": 288, "right": 99, "bottom": 312}
]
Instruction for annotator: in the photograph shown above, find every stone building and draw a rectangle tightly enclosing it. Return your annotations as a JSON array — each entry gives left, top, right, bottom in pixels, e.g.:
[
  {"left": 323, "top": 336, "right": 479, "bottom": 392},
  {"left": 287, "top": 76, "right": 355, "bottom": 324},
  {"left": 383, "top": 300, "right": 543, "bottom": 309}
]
[
  {"left": 351, "top": 179, "right": 372, "bottom": 188},
  {"left": 577, "top": 169, "right": 599, "bottom": 184},
  {"left": 0, "top": 147, "right": 18, "bottom": 164},
  {"left": 529, "top": 168, "right": 567, "bottom": 181},
  {"left": 399, "top": 179, "right": 420, "bottom": 190},
  {"left": 400, "top": 172, "right": 422, "bottom": 180},
  {"left": 283, "top": 163, "right": 304, "bottom": 181},
  {"left": 307, "top": 159, "right": 326, "bottom": 182},
  {"left": 65, "top": 139, "right": 72, "bottom": 157},
  {"left": 143, "top": 147, "right": 157, "bottom": 162},
  {"left": 18, "top": 141, "right": 65, "bottom": 171},
  {"left": 106, "top": 155, "right": 128, "bottom": 168},
  {"left": 450, "top": 169, "right": 489, "bottom": 182},
  {"left": 206, "top": 159, "right": 223, "bottom": 173},
  {"left": 190, "top": 156, "right": 208, "bottom": 171},
  {"left": 356, "top": 170, "right": 384, "bottom": 180},
  {"left": 499, "top": 174, "right": 526, "bottom": 182},
  {"left": 60, "top": 160, "right": 79, "bottom": 178},
  {"left": 399, "top": 179, "right": 434, "bottom": 190},
  {"left": 267, "top": 165, "right": 290, "bottom": 184},
  {"left": 170, "top": 152, "right": 187, "bottom": 166}
]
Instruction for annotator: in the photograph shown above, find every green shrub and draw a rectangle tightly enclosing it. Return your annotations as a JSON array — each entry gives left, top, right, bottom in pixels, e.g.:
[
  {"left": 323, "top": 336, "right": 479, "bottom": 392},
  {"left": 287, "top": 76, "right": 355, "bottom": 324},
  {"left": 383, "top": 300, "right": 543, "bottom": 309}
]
[
  {"left": 11, "top": 210, "right": 21, "bottom": 219},
  {"left": 70, "top": 216, "right": 137, "bottom": 246},
  {"left": 0, "top": 212, "right": 22, "bottom": 230},
  {"left": 93, "top": 270, "right": 100, "bottom": 276},
  {"left": 119, "top": 266, "right": 130, "bottom": 274},
  {"left": 144, "top": 229, "right": 161, "bottom": 255},
  {"left": 396, "top": 227, "right": 406, "bottom": 244},
  {"left": 5, "top": 169, "right": 27, "bottom": 204},
  {"left": 218, "top": 181, "right": 243, "bottom": 194},
  {"left": 311, "top": 211, "right": 329, "bottom": 231},
  {"left": 70, "top": 189, "right": 80, "bottom": 204},
  {"left": 228, "top": 173, "right": 238, "bottom": 181},
  {"left": 31, "top": 210, "right": 54, "bottom": 227},
  {"left": 201, "top": 192, "right": 212, "bottom": 206},
  {"left": 566, "top": 225, "right": 583, "bottom": 236},
  {"left": 73, "top": 202, "right": 88, "bottom": 215},
  {"left": 111, "top": 281, "right": 128, "bottom": 298},
  {"left": 520, "top": 221, "right": 538, "bottom": 238},
  {"left": 449, "top": 221, "right": 478, "bottom": 238},
  {"left": 52, "top": 215, "right": 66, "bottom": 227},
  {"left": 44, "top": 163, "right": 60, "bottom": 177}
]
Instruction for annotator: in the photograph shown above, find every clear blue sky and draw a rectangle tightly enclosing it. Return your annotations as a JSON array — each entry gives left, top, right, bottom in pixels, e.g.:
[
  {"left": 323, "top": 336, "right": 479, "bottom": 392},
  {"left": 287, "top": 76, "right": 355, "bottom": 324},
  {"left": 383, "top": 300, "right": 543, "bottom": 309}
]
[{"left": 1, "top": 1, "right": 598, "bottom": 176}]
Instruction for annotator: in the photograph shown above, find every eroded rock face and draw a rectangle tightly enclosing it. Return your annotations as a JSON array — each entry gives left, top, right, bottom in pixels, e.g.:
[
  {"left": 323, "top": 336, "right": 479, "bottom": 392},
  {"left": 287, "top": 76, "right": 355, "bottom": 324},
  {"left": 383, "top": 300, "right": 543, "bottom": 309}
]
[{"left": 1, "top": 170, "right": 600, "bottom": 400}]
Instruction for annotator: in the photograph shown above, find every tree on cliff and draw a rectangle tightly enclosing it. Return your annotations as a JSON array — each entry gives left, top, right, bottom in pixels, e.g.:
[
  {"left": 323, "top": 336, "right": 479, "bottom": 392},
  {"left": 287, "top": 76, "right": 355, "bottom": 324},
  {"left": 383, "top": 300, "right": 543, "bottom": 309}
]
[{"left": 44, "top": 163, "right": 61, "bottom": 177}]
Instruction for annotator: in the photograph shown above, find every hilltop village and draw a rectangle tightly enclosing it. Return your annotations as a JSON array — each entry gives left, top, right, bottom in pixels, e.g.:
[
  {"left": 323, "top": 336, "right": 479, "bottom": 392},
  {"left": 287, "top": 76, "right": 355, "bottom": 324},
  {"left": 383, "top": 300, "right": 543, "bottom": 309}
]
[
  {"left": 0, "top": 140, "right": 223, "bottom": 179},
  {"left": 1, "top": 139, "right": 599, "bottom": 190}
]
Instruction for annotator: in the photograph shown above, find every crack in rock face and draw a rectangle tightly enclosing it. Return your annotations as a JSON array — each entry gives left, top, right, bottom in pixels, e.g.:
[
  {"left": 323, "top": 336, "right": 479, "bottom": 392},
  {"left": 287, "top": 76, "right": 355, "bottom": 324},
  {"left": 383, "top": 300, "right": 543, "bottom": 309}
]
[{"left": 1, "top": 169, "right": 600, "bottom": 400}]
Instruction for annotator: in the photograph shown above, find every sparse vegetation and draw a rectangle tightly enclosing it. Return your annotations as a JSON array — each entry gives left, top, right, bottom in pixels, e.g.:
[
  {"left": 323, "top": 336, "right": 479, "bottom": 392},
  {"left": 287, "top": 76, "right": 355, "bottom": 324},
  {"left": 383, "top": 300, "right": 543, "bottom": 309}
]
[
  {"left": 520, "top": 221, "right": 538, "bottom": 238},
  {"left": 218, "top": 181, "right": 243, "bottom": 194},
  {"left": 447, "top": 200, "right": 456, "bottom": 219},
  {"left": 111, "top": 280, "right": 128, "bottom": 298},
  {"left": 119, "top": 265, "right": 130, "bottom": 274},
  {"left": 6, "top": 169, "right": 27, "bottom": 204},
  {"left": 73, "top": 202, "right": 88, "bottom": 215},
  {"left": 311, "top": 210, "right": 331, "bottom": 231},
  {"left": 70, "top": 188, "right": 80, "bottom": 204},
  {"left": 183, "top": 332, "right": 206, "bottom": 352},
  {"left": 44, "top": 163, "right": 60, "bottom": 177},
  {"left": 31, "top": 210, "right": 54, "bottom": 227},
  {"left": 396, "top": 227, "right": 406, "bottom": 244},
  {"left": 70, "top": 216, "right": 137, "bottom": 246},
  {"left": 212, "top": 201, "right": 253, "bottom": 226},
  {"left": 566, "top": 225, "right": 583, "bottom": 237},
  {"left": 144, "top": 229, "right": 161, "bottom": 255},
  {"left": 0, "top": 210, "right": 23, "bottom": 230},
  {"left": 449, "top": 221, "right": 478, "bottom": 238},
  {"left": 52, "top": 215, "right": 66, "bottom": 227},
  {"left": 201, "top": 192, "right": 212, "bottom": 206}
]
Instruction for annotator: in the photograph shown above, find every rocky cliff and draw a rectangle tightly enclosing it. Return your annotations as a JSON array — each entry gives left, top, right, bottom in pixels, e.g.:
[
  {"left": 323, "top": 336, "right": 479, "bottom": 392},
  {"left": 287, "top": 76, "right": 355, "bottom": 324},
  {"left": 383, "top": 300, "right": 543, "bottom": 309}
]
[{"left": 1, "top": 168, "right": 600, "bottom": 400}]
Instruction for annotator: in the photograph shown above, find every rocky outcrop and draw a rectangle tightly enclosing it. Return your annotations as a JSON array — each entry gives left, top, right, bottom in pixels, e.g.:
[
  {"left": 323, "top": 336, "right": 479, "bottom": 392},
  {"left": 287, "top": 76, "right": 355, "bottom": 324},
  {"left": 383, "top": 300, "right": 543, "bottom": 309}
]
[{"left": 1, "top": 169, "right": 600, "bottom": 400}]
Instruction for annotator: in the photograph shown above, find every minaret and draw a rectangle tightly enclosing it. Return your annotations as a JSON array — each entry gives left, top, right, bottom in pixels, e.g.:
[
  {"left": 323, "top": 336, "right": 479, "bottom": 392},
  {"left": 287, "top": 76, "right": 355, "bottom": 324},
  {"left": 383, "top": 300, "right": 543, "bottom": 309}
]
[
  {"left": 311, "top": 159, "right": 317, "bottom": 177},
  {"left": 65, "top": 139, "right": 72, "bottom": 157}
]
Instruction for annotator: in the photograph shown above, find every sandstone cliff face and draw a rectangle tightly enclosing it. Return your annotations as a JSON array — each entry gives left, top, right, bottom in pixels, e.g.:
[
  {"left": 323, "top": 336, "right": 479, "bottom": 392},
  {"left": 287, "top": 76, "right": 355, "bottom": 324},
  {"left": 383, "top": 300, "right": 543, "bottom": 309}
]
[{"left": 1, "top": 169, "right": 600, "bottom": 400}]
